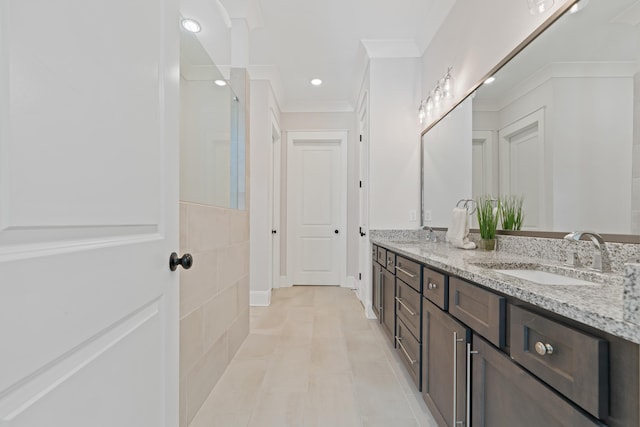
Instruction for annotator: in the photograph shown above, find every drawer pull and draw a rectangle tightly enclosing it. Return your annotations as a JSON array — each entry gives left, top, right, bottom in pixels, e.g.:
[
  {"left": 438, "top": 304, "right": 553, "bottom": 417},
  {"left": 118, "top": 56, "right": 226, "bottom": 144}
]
[
  {"left": 428, "top": 282, "right": 438, "bottom": 290},
  {"left": 534, "top": 341, "right": 554, "bottom": 356},
  {"left": 395, "top": 296, "right": 417, "bottom": 316},
  {"left": 395, "top": 336, "right": 417, "bottom": 365},
  {"left": 395, "top": 266, "right": 416, "bottom": 278}
]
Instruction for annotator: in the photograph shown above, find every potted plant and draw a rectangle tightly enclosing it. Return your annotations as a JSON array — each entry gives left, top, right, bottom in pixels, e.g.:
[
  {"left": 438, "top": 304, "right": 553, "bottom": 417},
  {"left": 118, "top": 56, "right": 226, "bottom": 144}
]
[
  {"left": 500, "top": 195, "right": 524, "bottom": 231},
  {"left": 476, "top": 196, "right": 500, "bottom": 250}
]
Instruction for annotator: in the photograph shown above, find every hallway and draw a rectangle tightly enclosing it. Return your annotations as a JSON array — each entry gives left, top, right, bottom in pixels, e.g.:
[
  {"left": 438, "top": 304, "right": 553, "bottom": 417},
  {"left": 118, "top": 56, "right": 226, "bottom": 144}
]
[{"left": 187, "top": 286, "right": 438, "bottom": 426}]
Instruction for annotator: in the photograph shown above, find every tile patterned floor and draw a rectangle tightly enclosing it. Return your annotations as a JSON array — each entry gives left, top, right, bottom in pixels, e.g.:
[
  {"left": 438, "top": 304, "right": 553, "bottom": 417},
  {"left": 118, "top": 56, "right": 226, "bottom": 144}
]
[{"left": 189, "top": 286, "right": 438, "bottom": 427}]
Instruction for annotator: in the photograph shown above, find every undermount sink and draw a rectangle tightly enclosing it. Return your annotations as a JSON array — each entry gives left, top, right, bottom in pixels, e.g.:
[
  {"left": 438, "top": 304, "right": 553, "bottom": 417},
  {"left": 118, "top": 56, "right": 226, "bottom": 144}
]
[
  {"left": 469, "top": 261, "right": 603, "bottom": 286},
  {"left": 493, "top": 269, "right": 599, "bottom": 286}
]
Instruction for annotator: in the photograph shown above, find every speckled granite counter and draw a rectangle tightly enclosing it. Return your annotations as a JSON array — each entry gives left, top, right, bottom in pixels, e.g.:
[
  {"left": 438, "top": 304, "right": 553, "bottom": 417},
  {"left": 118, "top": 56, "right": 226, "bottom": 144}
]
[{"left": 372, "top": 238, "right": 640, "bottom": 344}]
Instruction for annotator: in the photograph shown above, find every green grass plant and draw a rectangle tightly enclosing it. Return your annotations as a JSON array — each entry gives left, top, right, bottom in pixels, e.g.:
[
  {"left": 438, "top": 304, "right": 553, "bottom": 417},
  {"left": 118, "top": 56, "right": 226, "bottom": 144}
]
[
  {"left": 476, "top": 196, "right": 500, "bottom": 240},
  {"left": 500, "top": 195, "right": 524, "bottom": 231}
]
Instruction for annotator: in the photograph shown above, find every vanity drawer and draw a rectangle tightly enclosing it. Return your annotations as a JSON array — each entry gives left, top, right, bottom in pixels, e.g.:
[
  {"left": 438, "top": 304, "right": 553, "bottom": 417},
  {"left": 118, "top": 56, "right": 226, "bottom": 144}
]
[
  {"left": 510, "top": 305, "right": 608, "bottom": 419},
  {"left": 395, "top": 255, "right": 421, "bottom": 292},
  {"left": 423, "top": 266, "right": 448, "bottom": 310},
  {"left": 386, "top": 251, "right": 396, "bottom": 273},
  {"left": 448, "top": 277, "right": 505, "bottom": 348},
  {"left": 396, "top": 279, "right": 421, "bottom": 340},
  {"left": 376, "top": 247, "right": 387, "bottom": 266},
  {"left": 396, "top": 318, "right": 421, "bottom": 389}
]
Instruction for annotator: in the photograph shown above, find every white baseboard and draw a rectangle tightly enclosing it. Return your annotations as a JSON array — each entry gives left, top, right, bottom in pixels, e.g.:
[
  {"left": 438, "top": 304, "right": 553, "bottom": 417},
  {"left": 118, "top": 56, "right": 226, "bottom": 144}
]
[
  {"left": 280, "top": 275, "right": 292, "bottom": 287},
  {"left": 250, "top": 290, "right": 272, "bottom": 306},
  {"left": 364, "top": 304, "right": 377, "bottom": 320}
]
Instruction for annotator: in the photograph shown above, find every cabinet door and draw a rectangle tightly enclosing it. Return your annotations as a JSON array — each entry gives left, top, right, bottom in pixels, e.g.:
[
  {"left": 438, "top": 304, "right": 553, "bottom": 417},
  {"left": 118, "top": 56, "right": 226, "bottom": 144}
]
[
  {"left": 372, "top": 261, "right": 381, "bottom": 320},
  {"left": 381, "top": 268, "right": 395, "bottom": 344},
  {"left": 471, "top": 335, "right": 603, "bottom": 427},
  {"left": 422, "top": 299, "right": 469, "bottom": 427}
]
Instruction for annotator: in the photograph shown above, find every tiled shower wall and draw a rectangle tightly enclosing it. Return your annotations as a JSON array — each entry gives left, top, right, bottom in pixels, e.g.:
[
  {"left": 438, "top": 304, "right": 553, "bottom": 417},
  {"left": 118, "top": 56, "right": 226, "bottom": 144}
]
[{"left": 178, "top": 203, "right": 250, "bottom": 427}]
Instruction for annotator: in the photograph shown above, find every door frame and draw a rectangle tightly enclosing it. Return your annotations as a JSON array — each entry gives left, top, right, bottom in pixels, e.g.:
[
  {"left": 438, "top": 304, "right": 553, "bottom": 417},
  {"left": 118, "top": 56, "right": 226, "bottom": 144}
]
[
  {"left": 269, "top": 109, "right": 281, "bottom": 290},
  {"left": 357, "top": 91, "right": 373, "bottom": 314},
  {"left": 285, "top": 130, "right": 348, "bottom": 287}
]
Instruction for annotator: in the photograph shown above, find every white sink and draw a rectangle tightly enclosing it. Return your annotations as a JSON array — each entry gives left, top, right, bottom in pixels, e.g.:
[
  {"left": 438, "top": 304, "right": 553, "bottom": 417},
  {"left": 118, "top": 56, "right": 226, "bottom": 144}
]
[{"left": 494, "top": 269, "right": 598, "bottom": 286}]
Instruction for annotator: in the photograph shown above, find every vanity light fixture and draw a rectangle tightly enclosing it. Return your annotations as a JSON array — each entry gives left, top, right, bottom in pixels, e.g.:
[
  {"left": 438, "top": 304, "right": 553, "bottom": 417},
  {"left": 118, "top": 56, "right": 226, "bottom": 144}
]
[
  {"left": 214, "top": 79, "right": 227, "bottom": 87},
  {"left": 527, "top": 0, "right": 554, "bottom": 15},
  {"left": 484, "top": 76, "right": 496, "bottom": 85},
  {"left": 418, "top": 67, "right": 454, "bottom": 124},
  {"left": 310, "top": 78, "right": 323, "bottom": 86},
  {"left": 181, "top": 18, "right": 201, "bottom": 33}
]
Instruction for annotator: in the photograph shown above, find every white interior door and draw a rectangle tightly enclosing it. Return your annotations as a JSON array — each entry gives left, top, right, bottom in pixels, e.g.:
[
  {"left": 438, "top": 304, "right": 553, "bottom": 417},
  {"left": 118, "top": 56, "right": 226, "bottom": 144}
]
[
  {"left": 0, "top": 1, "right": 179, "bottom": 426},
  {"left": 471, "top": 130, "right": 494, "bottom": 228},
  {"left": 287, "top": 131, "right": 347, "bottom": 286},
  {"left": 499, "top": 109, "right": 546, "bottom": 229},
  {"left": 270, "top": 114, "right": 281, "bottom": 289}
]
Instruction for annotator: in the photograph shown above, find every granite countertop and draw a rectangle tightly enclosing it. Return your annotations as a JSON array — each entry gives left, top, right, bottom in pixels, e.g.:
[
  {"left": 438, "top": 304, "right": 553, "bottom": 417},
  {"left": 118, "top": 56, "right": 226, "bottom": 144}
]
[{"left": 372, "top": 238, "right": 640, "bottom": 344}]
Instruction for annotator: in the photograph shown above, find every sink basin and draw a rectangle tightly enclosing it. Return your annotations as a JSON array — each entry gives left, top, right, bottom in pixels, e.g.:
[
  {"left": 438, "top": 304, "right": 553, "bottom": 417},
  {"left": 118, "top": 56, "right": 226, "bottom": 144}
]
[{"left": 493, "top": 269, "right": 599, "bottom": 286}]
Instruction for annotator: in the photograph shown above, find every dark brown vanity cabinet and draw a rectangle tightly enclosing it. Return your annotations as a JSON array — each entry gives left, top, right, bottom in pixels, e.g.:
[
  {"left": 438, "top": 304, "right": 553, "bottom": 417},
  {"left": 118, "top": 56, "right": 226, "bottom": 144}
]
[
  {"left": 381, "top": 267, "right": 395, "bottom": 343},
  {"left": 422, "top": 298, "right": 470, "bottom": 427},
  {"left": 470, "top": 335, "right": 602, "bottom": 427}
]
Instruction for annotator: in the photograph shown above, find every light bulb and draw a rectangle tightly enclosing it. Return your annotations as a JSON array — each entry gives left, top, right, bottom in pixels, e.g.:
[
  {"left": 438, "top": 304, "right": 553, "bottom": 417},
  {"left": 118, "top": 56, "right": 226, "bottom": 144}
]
[
  {"left": 418, "top": 102, "right": 426, "bottom": 124},
  {"left": 442, "top": 69, "right": 453, "bottom": 98},
  {"left": 425, "top": 95, "right": 434, "bottom": 113},
  {"left": 527, "top": 0, "right": 554, "bottom": 15},
  {"left": 181, "top": 18, "right": 201, "bottom": 33},
  {"left": 433, "top": 85, "right": 442, "bottom": 104}
]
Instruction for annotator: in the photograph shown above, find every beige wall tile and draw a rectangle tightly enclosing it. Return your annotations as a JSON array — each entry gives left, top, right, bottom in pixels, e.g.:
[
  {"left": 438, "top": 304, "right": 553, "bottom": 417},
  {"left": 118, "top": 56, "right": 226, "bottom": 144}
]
[
  {"left": 203, "top": 285, "right": 238, "bottom": 350},
  {"left": 228, "top": 307, "right": 250, "bottom": 360},
  {"left": 186, "top": 333, "right": 229, "bottom": 425},
  {"left": 229, "top": 210, "right": 250, "bottom": 244},
  {"left": 180, "top": 250, "right": 218, "bottom": 316},
  {"left": 180, "top": 203, "right": 189, "bottom": 252},
  {"left": 237, "top": 274, "right": 250, "bottom": 313},
  {"left": 188, "top": 204, "right": 230, "bottom": 252},
  {"left": 218, "top": 242, "right": 250, "bottom": 290},
  {"left": 180, "top": 308, "right": 203, "bottom": 375}
]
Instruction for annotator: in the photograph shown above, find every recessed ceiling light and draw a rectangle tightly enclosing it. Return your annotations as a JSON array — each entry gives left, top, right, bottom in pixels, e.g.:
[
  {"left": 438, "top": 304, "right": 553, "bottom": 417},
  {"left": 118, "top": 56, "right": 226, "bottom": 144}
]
[
  {"left": 484, "top": 76, "right": 496, "bottom": 85},
  {"left": 181, "top": 18, "right": 201, "bottom": 33},
  {"left": 214, "top": 80, "right": 227, "bottom": 87},
  {"left": 310, "top": 78, "right": 323, "bottom": 86}
]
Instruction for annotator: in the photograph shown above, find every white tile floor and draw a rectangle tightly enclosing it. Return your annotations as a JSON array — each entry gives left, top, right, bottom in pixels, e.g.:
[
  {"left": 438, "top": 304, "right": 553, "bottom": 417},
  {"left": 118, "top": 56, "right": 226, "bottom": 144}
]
[{"left": 189, "top": 286, "right": 439, "bottom": 427}]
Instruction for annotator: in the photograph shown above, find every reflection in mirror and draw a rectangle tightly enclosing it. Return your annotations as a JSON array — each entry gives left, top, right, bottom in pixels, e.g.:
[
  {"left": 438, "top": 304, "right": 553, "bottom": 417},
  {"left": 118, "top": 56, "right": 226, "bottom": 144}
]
[
  {"left": 179, "top": 29, "right": 245, "bottom": 209},
  {"left": 422, "top": 0, "right": 640, "bottom": 236}
]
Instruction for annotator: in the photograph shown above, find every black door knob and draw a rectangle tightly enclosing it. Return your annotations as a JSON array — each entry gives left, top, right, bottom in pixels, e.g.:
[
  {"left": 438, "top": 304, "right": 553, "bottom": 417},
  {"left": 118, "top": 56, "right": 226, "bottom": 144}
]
[
  {"left": 169, "top": 252, "right": 193, "bottom": 271},
  {"left": 272, "top": 229, "right": 277, "bottom": 234},
  {"left": 334, "top": 229, "right": 339, "bottom": 234}
]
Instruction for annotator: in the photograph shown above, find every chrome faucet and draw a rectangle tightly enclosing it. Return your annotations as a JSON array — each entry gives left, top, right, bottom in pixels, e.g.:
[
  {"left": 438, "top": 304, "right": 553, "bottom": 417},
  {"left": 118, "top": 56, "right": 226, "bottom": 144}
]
[
  {"left": 425, "top": 226, "right": 438, "bottom": 243},
  {"left": 563, "top": 231, "right": 611, "bottom": 272}
]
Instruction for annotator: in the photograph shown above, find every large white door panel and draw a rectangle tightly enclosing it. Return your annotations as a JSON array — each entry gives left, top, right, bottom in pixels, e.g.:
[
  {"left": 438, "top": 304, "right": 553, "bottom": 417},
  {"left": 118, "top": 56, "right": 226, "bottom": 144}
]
[{"left": 0, "top": 0, "right": 179, "bottom": 425}]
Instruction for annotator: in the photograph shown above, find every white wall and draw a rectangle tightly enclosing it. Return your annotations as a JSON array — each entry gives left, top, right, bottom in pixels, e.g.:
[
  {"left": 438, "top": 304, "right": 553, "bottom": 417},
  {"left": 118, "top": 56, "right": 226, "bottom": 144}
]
[
  {"left": 280, "top": 113, "right": 359, "bottom": 280},
  {"left": 369, "top": 57, "right": 423, "bottom": 229},
  {"left": 249, "top": 79, "right": 281, "bottom": 305}
]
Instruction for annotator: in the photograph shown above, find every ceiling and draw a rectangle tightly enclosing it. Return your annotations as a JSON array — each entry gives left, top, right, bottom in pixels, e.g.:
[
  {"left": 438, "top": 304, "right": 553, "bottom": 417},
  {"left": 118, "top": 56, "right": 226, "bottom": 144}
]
[{"left": 219, "top": 0, "right": 456, "bottom": 112}]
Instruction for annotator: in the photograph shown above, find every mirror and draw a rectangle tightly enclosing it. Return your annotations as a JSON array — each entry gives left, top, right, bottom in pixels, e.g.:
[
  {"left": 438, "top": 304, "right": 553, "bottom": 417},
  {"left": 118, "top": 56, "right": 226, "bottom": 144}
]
[
  {"left": 422, "top": 0, "right": 640, "bottom": 236},
  {"left": 179, "top": 29, "right": 246, "bottom": 209}
]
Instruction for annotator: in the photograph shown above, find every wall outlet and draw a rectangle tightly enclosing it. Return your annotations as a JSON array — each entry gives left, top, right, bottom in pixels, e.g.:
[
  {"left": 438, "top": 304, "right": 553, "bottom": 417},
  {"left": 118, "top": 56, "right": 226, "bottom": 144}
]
[
  {"left": 424, "top": 210, "right": 432, "bottom": 221},
  {"left": 409, "top": 209, "right": 417, "bottom": 221}
]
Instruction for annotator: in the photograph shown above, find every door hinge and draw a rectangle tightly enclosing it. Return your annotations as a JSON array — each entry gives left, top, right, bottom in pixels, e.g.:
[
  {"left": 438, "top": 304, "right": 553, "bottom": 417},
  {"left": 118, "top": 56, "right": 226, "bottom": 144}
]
[
  {"left": 359, "top": 134, "right": 362, "bottom": 142},
  {"left": 359, "top": 180, "right": 362, "bottom": 188},
  {"left": 359, "top": 273, "right": 362, "bottom": 280}
]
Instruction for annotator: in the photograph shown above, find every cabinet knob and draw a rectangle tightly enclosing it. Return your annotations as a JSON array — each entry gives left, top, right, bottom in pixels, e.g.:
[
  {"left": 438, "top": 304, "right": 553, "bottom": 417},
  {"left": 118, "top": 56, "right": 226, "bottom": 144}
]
[
  {"left": 428, "top": 282, "right": 438, "bottom": 290},
  {"left": 534, "top": 341, "right": 554, "bottom": 356}
]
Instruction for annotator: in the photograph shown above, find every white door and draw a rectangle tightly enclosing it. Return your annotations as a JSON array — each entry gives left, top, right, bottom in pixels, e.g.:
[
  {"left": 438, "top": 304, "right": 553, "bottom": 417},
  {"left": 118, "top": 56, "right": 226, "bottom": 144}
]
[
  {"left": 0, "top": 1, "right": 179, "bottom": 426},
  {"left": 270, "top": 115, "right": 281, "bottom": 289},
  {"left": 287, "top": 131, "right": 347, "bottom": 286},
  {"left": 499, "top": 109, "right": 547, "bottom": 229}
]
